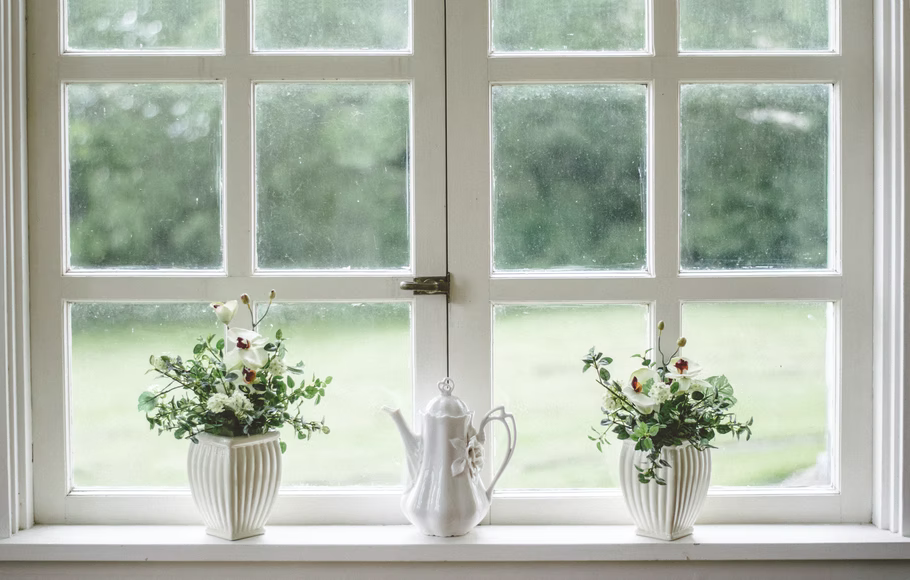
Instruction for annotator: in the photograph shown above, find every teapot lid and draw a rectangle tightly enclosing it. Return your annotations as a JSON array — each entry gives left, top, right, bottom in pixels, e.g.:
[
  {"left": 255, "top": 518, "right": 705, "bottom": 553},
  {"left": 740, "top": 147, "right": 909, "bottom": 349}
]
[{"left": 424, "top": 378, "right": 471, "bottom": 418}]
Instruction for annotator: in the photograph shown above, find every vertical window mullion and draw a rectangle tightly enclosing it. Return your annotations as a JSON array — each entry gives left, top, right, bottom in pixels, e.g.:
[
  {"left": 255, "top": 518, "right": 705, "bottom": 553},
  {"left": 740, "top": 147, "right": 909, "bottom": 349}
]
[{"left": 224, "top": 1, "right": 252, "bottom": 276}]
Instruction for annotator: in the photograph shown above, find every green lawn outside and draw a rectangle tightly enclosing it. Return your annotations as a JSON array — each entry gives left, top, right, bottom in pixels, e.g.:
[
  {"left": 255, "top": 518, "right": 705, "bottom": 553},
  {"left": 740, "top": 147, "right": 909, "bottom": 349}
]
[{"left": 71, "top": 301, "right": 830, "bottom": 489}]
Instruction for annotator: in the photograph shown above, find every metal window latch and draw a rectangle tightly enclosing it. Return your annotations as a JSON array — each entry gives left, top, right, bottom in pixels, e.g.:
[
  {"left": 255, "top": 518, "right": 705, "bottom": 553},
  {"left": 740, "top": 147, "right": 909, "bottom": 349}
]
[{"left": 400, "top": 273, "right": 451, "bottom": 298}]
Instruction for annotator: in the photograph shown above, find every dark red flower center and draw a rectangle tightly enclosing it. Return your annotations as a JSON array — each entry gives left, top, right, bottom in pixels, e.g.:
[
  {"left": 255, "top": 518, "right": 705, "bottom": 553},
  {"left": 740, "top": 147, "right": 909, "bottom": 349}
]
[
  {"left": 236, "top": 337, "right": 251, "bottom": 350},
  {"left": 631, "top": 376, "right": 642, "bottom": 393},
  {"left": 674, "top": 359, "right": 689, "bottom": 373},
  {"left": 242, "top": 367, "right": 256, "bottom": 384}
]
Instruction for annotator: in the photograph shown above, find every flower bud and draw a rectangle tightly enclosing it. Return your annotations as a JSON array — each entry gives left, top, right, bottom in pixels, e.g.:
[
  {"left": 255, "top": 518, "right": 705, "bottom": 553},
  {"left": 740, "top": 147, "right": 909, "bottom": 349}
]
[
  {"left": 240, "top": 293, "right": 250, "bottom": 305},
  {"left": 677, "top": 337, "right": 687, "bottom": 347},
  {"left": 657, "top": 320, "right": 665, "bottom": 331},
  {"left": 269, "top": 289, "right": 277, "bottom": 300}
]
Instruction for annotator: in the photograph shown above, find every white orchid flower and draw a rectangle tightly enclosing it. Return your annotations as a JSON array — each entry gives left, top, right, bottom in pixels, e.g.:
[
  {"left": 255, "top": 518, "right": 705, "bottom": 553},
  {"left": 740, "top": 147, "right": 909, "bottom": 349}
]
[
  {"left": 666, "top": 357, "right": 702, "bottom": 380},
  {"left": 622, "top": 384, "right": 661, "bottom": 415},
  {"left": 224, "top": 328, "right": 269, "bottom": 371},
  {"left": 629, "top": 368, "right": 662, "bottom": 394},
  {"left": 211, "top": 300, "right": 238, "bottom": 326}
]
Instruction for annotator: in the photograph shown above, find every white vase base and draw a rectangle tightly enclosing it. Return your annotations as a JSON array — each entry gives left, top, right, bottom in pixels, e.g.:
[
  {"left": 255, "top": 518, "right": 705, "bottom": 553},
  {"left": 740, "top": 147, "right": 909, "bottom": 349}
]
[
  {"left": 205, "top": 527, "right": 265, "bottom": 541},
  {"left": 634, "top": 527, "right": 693, "bottom": 541}
]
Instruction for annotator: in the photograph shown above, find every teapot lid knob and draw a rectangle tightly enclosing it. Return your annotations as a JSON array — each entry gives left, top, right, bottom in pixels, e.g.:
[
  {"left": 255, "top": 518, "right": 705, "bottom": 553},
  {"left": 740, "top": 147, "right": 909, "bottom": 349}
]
[{"left": 437, "top": 378, "right": 455, "bottom": 396}]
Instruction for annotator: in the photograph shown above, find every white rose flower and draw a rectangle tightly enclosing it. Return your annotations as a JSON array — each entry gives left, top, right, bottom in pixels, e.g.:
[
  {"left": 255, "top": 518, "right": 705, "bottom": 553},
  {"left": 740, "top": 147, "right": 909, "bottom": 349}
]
[
  {"left": 207, "top": 393, "right": 230, "bottom": 413},
  {"left": 211, "top": 300, "right": 238, "bottom": 326},
  {"left": 651, "top": 382, "right": 673, "bottom": 404},
  {"left": 226, "top": 391, "right": 254, "bottom": 417},
  {"left": 224, "top": 328, "right": 269, "bottom": 370}
]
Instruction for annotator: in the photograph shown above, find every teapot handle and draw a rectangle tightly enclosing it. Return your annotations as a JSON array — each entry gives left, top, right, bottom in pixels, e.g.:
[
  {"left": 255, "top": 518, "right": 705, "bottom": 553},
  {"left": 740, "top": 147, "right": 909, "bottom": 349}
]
[{"left": 478, "top": 406, "right": 517, "bottom": 501}]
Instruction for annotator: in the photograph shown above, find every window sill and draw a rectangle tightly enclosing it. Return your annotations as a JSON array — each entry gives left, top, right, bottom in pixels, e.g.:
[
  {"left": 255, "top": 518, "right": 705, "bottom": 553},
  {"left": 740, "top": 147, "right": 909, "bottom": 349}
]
[{"left": 0, "top": 525, "right": 908, "bottom": 562}]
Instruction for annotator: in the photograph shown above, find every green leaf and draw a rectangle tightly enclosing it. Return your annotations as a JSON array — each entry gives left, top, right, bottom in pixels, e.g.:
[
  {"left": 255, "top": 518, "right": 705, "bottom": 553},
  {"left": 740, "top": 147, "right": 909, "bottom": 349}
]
[
  {"left": 603, "top": 357, "right": 613, "bottom": 365},
  {"left": 598, "top": 368, "right": 611, "bottom": 382},
  {"left": 596, "top": 441, "right": 602, "bottom": 452},
  {"left": 216, "top": 339, "right": 225, "bottom": 351},
  {"left": 193, "top": 343, "right": 204, "bottom": 355},
  {"left": 287, "top": 376, "right": 295, "bottom": 388},
  {"left": 648, "top": 425, "right": 659, "bottom": 436},
  {"left": 138, "top": 391, "right": 158, "bottom": 412},
  {"left": 279, "top": 441, "right": 287, "bottom": 454},
  {"left": 325, "top": 376, "right": 332, "bottom": 384},
  {"left": 276, "top": 329, "right": 283, "bottom": 340}
]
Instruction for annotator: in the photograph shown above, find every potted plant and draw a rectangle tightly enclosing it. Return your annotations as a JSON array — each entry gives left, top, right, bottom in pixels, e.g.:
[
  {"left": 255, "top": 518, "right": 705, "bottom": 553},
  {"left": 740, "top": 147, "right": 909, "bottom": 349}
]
[
  {"left": 582, "top": 321, "right": 752, "bottom": 540},
  {"left": 139, "top": 291, "right": 331, "bottom": 540}
]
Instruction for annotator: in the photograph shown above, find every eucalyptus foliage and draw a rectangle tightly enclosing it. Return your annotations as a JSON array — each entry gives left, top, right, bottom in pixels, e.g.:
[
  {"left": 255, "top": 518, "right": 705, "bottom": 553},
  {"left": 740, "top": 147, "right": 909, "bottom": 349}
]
[
  {"left": 583, "top": 323, "right": 752, "bottom": 484},
  {"left": 139, "top": 292, "right": 330, "bottom": 453}
]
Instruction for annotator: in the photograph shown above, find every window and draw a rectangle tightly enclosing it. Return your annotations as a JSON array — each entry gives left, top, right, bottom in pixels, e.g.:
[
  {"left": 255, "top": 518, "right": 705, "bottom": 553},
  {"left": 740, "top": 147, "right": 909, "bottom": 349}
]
[{"left": 28, "top": 0, "right": 872, "bottom": 525}]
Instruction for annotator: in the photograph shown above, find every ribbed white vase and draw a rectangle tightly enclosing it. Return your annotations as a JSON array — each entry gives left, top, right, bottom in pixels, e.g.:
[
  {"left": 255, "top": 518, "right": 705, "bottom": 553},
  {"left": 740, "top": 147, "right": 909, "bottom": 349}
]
[
  {"left": 187, "top": 431, "right": 282, "bottom": 540},
  {"left": 619, "top": 441, "right": 711, "bottom": 541}
]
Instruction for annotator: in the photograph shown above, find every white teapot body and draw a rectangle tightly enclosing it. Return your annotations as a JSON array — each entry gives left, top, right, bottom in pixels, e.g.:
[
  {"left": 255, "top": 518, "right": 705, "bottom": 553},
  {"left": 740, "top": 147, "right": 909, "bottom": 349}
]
[{"left": 384, "top": 379, "right": 517, "bottom": 537}]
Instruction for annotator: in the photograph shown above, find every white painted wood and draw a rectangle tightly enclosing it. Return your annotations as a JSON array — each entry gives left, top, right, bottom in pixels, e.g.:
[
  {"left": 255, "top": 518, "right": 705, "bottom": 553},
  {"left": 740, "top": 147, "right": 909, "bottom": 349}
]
[
  {"left": 872, "top": 0, "right": 910, "bottom": 537},
  {"left": 445, "top": 0, "right": 496, "bottom": 526},
  {"left": 1, "top": 524, "right": 909, "bottom": 562},
  {"left": 0, "top": 0, "right": 28, "bottom": 539},
  {"left": 27, "top": 0, "right": 448, "bottom": 525}
]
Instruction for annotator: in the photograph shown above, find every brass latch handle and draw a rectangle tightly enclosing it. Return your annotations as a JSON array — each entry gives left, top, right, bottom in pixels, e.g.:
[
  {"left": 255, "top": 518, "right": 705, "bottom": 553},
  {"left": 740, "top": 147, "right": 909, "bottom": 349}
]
[{"left": 400, "top": 273, "right": 450, "bottom": 297}]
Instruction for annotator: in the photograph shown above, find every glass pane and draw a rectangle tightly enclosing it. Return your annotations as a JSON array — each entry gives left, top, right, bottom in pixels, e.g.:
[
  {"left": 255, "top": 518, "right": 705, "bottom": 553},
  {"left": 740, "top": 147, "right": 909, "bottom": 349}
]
[
  {"left": 680, "top": 84, "right": 830, "bottom": 271},
  {"left": 682, "top": 302, "right": 833, "bottom": 487},
  {"left": 257, "top": 302, "right": 412, "bottom": 486},
  {"left": 493, "top": 304, "right": 649, "bottom": 488},
  {"left": 491, "top": 0, "right": 646, "bottom": 52},
  {"left": 492, "top": 84, "right": 647, "bottom": 272},
  {"left": 71, "top": 301, "right": 411, "bottom": 488},
  {"left": 254, "top": 0, "right": 410, "bottom": 52},
  {"left": 67, "top": 83, "right": 223, "bottom": 270},
  {"left": 66, "top": 0, "right": 221, "bottom": 51},
  {"left": 71, "top": 303, "right": 222, "bottom": 487},
  {"left": 256, "top": 83, "right": 410, "bottom": 270},
  {"left": 680, "top": 0, "right": 830, "bottom": 52}
]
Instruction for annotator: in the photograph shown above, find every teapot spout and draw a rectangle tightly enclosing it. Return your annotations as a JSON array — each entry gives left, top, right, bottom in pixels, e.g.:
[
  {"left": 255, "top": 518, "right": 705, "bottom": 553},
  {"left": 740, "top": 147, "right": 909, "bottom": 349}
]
[{"left": 382, "top": 406, "right": 421, "bottom": 482}]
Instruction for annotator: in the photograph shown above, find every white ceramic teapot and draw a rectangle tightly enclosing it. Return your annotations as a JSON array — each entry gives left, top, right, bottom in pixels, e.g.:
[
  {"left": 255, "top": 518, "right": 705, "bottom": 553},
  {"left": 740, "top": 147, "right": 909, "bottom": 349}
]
[{"left": 383, "top": 378, "right": 517, "bottom": 537}]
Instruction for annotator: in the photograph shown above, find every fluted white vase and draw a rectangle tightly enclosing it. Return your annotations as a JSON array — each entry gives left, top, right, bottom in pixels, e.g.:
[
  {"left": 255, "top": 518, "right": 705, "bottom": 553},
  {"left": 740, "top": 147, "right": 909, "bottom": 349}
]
[
  {"left": 187, "top": 430, "right": 282, "bottom": 540},
  {"left": 619, "top": 441, "right": 711, "bottom": 541}
]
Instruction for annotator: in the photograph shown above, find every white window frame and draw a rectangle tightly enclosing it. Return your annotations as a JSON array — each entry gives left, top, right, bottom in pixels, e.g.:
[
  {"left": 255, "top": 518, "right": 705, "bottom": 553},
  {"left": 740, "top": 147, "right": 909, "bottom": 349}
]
[
  {"left": 0, "top": 0, "right": 907, "bottom": 534},
  {"left": 447, "top": 0, "right": 873, "bottom": 524},
  {"left": 25, "top": 0, "right": 449, "bottom": 525}
]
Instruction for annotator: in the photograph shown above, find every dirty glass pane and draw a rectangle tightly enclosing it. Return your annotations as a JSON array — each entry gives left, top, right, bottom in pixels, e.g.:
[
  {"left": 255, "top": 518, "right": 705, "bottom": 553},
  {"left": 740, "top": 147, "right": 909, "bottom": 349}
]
[
  {"left": 70, "top": 301, "right": 412, "bottom": 488},
  {"left": 492, "top": 84, "right": 647, "bottom": 272},
  {"left": 680, "top": 84, "right": 830, "bottom": 270},
  {"left": 66, "top": 0, "right": 221, "bottom": 51},
  {"left": 492, "top": 0, "right": 646, "bottom": 52},
  {"left": 680, "top": 0, "right": 831, "bottom": 52},
  {"left": 257, "top": 302, "right": 412, "bottom": 486},
  {"left": 682, "top": 302, "right": 833, "bottom": 487},
  {"left": 70, "top": 303, "right": 221, "bottom": 487},
  {"left": 254, "top": 0, "right": 410, "bottom": 51},
  {"left": 256, "top": 83, "right": 410, "bottom": 270},
  {"left": 493, "top": 304, "right": 649, "bottom": 488},
  {"left": 67, "top": 83, "right": 223, "bottom": 270}
]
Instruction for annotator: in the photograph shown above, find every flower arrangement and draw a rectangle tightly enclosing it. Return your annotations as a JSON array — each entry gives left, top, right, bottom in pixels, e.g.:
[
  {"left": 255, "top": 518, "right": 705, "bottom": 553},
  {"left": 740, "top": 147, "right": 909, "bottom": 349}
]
[
  {"left": 139, "top": 291, "right": 331, "bottom": 453},
  {"left": 582, "top": 321, "right": 752, "bottom": 484}
]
